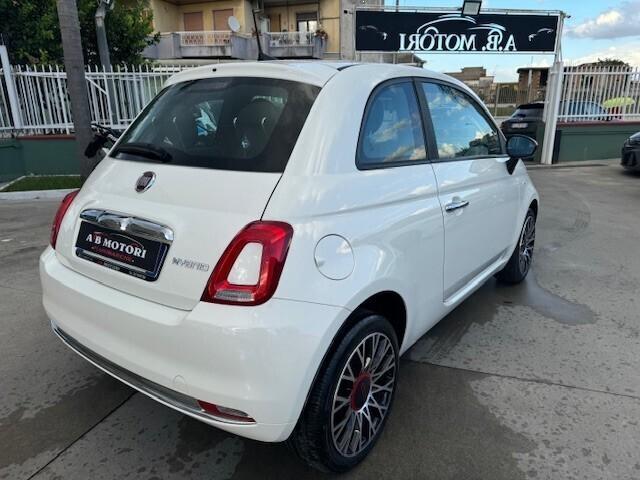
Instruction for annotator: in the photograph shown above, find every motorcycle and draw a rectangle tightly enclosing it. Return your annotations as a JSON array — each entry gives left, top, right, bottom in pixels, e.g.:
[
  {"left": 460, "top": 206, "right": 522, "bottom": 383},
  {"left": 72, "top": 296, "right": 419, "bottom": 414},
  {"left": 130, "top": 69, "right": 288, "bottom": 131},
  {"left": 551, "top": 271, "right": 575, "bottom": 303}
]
[{"left": 85, "top": 123, "right": 120, "bottom": 160}]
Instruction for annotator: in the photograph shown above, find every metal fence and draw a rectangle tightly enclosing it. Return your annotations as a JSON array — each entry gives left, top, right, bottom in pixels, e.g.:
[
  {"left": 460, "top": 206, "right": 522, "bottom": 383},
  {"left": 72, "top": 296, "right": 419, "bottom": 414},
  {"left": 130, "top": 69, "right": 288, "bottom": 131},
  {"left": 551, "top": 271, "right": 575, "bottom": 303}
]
[
  {"left": 0, "top": 64, "right": 193, "bottom": 135},
  {"left": 558, "top": 65, "right": 640, "bottom": 122},
  {"left": 3, "top": 62, "right": 640, "bottom": 136},
  {"left": 473, "top": 84, "right": 546, "bottom": 121}
]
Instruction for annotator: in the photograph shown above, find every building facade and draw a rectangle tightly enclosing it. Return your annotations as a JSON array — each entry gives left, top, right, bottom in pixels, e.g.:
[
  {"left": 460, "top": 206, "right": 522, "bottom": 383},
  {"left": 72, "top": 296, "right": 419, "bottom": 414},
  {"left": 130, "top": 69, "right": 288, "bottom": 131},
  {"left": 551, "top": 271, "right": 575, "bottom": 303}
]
[
  {"left": 144, "top": 0, "right": 343, "bottom": 61},
  {"left": 143, "top": 0, "right": 422, "bottom": 63}
]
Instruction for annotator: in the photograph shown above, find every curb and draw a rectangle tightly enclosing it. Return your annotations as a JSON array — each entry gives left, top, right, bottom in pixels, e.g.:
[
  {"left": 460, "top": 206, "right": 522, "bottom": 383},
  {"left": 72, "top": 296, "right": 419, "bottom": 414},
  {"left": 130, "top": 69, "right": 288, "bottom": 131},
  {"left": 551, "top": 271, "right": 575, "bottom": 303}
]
[
  {"left": 0, "top": 188, "right": 76, "bottom": 201},
  {"left": 526, "top": 159, "right": 619, "bottom": 170}
]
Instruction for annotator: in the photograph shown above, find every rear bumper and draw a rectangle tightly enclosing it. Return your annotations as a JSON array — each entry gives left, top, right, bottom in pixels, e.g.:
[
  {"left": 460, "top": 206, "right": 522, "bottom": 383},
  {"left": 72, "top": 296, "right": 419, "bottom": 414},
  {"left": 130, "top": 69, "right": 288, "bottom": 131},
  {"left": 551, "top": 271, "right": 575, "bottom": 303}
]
[{"left": 40, "top": 247, "right": 349, "bottom": 442}]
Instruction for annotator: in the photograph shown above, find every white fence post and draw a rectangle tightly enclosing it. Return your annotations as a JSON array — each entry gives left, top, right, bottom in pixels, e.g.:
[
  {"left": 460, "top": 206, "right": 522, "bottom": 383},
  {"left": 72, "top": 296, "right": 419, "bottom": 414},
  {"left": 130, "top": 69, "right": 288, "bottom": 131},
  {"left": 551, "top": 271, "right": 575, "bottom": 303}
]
[
  {"left": 0, "top": 45, "right": 23, "bottom": 129},
  {"left": 541, "top": 60, "right": 564, "bottom": 165}
]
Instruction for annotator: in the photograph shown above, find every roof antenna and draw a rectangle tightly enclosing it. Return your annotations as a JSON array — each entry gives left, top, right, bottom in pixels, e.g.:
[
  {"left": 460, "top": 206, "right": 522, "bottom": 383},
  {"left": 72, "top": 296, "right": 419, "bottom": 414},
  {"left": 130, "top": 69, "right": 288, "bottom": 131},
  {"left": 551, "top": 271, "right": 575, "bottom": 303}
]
[{"left": 252, "top": 9, "right": 276, "bottom": 61}]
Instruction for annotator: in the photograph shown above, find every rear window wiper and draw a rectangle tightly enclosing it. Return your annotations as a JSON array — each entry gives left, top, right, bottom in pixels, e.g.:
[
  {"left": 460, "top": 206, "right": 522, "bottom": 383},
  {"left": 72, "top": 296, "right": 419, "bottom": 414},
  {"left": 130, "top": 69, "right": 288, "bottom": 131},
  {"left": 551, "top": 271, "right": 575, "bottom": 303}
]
[{"left": 112, "top": 142, "right": 172, "bottom": 163}]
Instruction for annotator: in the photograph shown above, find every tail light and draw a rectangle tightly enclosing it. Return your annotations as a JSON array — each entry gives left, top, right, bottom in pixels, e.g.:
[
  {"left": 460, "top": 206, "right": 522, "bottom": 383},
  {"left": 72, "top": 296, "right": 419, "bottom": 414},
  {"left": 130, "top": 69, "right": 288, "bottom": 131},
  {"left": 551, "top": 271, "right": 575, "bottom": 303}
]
[
  {"left": 50, "top": 190, "right": 80, "bottom": 249},
  {"left": 201, "top": 221, "right": 293, "bottom": 306}
]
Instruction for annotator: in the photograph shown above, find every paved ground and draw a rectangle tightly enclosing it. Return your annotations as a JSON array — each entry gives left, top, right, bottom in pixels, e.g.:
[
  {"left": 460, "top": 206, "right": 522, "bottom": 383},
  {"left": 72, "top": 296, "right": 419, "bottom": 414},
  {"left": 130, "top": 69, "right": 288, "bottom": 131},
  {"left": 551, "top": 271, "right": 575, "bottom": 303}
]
[{"left": 1, "top": 163, "right": 640, "bottom": 480}]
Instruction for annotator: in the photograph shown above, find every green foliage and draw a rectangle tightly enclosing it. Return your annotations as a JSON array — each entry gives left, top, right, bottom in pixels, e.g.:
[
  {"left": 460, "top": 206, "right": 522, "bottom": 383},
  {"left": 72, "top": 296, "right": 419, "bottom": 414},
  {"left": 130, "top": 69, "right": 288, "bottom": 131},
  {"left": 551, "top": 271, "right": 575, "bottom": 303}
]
[
  {"left": 595, "top": 58, "right": 631, "bottom": 68},
  {"left": 0, "top": 0, "right": 62, "bottom": 63},
  {"left": 0, "top": 0, "right": 158, "bottom": 65}
]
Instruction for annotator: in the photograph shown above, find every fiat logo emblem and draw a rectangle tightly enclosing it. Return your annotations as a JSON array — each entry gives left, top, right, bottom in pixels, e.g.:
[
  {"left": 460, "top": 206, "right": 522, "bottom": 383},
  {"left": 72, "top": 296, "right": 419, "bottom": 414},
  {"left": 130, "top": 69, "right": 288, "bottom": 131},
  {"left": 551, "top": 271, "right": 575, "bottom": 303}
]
[{"left": 135, "top": 171, "right": 156, "bottom": 193}]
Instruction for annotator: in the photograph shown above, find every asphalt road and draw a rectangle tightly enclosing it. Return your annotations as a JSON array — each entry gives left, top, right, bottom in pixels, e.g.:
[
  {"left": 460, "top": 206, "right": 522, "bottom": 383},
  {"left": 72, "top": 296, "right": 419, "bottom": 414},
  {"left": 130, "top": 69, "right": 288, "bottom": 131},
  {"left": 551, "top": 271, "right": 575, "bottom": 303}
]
[{"left": 1, "top": 163, "right": 640, "bottom": 480}]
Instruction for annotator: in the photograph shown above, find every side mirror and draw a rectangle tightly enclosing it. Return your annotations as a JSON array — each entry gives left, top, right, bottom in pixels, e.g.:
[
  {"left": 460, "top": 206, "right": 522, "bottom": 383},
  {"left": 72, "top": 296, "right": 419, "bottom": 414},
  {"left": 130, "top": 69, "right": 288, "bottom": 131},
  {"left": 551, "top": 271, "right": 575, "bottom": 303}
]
[
  {"left": 84, "top": 134, "right": 108, "bottom": 158},
  {"left": 505, "top": 135, "right": 538, "bottom": 174}
]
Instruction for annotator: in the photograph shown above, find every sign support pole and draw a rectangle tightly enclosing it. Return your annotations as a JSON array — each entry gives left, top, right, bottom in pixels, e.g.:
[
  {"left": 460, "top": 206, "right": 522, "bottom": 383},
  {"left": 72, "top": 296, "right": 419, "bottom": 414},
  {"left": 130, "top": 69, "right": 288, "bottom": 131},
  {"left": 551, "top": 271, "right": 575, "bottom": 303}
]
[
  {"left": 0, "top": 45, "right": 23, "bottom": 129},
  {"left": 540, "top": 13, "right": 565, "bottom": 165}
]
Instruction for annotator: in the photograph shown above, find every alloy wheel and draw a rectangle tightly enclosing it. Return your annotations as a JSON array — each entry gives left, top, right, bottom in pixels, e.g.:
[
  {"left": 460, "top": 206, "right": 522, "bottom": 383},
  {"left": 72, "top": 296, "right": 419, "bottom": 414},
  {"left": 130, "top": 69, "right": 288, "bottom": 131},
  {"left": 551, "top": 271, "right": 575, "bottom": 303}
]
[
  {"left": 330, "top": 332, "right": 396, "bottom": 458},
  {"left": 519, "top": 215, "right": 536, "bottom": 274}
]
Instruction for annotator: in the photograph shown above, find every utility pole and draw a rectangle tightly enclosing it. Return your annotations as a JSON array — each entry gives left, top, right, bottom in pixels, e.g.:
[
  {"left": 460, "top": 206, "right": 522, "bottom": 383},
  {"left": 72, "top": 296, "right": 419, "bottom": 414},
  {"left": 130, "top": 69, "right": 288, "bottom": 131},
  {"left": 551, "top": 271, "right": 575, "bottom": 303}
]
[
  {"left": 95, "top": 0, "right": 118, "bottom": 124},
  {"left": 56, "top": 0, "right": 96, "bottom": 179},
  {"left": 95, "top": 0, "right": 112, "bottom": 68}
]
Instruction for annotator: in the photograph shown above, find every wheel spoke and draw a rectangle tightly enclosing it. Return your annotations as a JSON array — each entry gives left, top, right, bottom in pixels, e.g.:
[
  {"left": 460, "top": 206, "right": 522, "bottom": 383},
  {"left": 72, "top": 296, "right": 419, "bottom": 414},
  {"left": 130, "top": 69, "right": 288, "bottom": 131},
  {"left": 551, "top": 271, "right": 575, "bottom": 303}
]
[
  {"left": 338, "top": 413, "right": 356, "bottom": 451},
  {"left": 333, "top": 411, "right": 351, "bottom": 435},
  {"left": 371, "top": 379, "right": 394, "bottom": 394},
  {"left": 333, "top": 395, "right": 350, "bottom": 410},
  {"left": 362, "top": 406, "right": 374, "bottom": 440},
  {"left": 343, "top": 363, "right": 356, "bottom": 383},
  {"left": 372, "top": 356, "right": 395, "bottom": 380},
  {"left": 368, "top": 395, "right": 389, "bottom": 416}
]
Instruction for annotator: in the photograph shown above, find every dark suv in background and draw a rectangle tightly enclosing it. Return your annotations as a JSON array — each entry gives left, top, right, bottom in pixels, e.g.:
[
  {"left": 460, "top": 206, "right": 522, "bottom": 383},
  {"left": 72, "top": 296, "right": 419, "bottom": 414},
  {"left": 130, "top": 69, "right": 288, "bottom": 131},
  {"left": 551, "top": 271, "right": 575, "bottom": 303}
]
[
  {"left": 621, "top": 132, "right": 640, "bottom": 171},
  {"left": 501, "top": 103, "right": 544, "bottom": 161},
  {"left": 501, "top": 102, "right": 544, "bottom": 139}
]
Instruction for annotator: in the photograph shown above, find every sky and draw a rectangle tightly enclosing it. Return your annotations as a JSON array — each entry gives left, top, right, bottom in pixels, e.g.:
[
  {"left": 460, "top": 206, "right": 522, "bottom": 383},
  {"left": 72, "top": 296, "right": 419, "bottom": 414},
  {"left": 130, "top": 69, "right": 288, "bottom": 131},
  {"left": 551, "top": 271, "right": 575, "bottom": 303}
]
[{"left": 401, "top": 0, "right": 640, "bottom": 81}]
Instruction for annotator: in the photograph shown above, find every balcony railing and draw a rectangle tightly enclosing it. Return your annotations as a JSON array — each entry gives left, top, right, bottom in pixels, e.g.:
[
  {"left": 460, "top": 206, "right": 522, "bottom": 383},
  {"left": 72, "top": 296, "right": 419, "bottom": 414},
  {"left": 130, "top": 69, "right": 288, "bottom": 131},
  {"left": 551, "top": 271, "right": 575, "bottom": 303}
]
[
  {"left": 177, "top": 31, "right": 231, "bottom": 47},
  {"left": 267, "top": 32, "right": 314, "bottom": 47}
]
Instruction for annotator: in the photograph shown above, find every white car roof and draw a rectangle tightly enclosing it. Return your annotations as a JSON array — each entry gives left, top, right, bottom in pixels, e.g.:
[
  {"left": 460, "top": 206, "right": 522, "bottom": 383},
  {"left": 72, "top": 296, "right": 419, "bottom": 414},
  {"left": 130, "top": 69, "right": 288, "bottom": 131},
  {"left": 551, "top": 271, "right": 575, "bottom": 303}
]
[{"left": 165, "top": 61, "right": 458, "bottom": 89}]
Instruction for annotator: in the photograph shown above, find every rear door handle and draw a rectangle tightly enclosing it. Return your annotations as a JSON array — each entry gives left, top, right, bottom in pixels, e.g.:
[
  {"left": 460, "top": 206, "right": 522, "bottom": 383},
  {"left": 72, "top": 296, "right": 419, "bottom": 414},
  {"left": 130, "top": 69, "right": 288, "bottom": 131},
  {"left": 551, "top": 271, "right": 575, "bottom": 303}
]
[{"left": 445, "top": 199, "right": 470, "bottom": 212}]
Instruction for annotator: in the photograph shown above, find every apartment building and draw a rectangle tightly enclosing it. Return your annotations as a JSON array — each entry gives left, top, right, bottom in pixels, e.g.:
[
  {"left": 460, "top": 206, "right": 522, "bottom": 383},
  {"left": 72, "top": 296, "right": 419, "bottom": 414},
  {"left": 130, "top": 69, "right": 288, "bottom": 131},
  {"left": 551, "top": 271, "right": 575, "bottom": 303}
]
[{"left": 144, "top": 0, "right": 340, "bottom": 61}]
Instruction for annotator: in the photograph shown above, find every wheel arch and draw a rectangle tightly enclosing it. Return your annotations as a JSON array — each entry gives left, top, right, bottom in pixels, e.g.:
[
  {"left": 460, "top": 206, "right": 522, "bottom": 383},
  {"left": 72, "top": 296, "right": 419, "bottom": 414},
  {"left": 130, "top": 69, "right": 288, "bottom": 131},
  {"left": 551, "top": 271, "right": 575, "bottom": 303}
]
[
  {"left": 292, "top": 290, "right": 408, "bottom": 434},
  {"left": 529, "top": 198, "right": 539, "bottom": 218},
  {"left": 322, "top": 290, "right": 408, "bottom": 366}
]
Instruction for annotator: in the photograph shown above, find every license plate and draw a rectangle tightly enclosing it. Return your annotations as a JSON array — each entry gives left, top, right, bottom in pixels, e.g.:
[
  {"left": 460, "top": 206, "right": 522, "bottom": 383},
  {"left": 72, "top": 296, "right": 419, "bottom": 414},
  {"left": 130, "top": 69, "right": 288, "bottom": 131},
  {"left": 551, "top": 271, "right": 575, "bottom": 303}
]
[
  {"left": 75, "top": 222, "right": 169, "bottom": 281},
  {"left": 511, "top": 122, "right": 528, "bottom": 129}
]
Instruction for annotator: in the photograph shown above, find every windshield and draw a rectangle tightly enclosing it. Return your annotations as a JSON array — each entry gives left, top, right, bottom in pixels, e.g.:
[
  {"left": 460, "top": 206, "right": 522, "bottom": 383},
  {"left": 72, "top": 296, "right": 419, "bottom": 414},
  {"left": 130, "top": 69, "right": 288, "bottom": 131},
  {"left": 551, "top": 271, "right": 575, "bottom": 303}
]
[
  {"left": 114, "top": 77, "right": 320, "bottom": 173},
  {"left": 512, "top": 107, "right": 543, "bottom": 119}
]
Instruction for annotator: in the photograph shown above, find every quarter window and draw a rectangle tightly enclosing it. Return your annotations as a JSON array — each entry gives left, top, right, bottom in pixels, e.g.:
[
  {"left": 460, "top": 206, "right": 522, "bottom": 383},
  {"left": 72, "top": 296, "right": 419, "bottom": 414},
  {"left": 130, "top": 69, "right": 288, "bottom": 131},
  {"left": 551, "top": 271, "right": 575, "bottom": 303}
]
[
  {"left": 421, "top": 82, "right": 502, "bottom": 159},
  {"left": 357, "top": 82, "right": 426, "bottom": 167}
]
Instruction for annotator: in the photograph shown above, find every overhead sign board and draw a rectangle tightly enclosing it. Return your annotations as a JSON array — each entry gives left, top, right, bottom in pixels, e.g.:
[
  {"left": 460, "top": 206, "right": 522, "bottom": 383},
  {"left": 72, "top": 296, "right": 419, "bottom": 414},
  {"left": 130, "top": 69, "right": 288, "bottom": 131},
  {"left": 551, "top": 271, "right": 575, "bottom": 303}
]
[{"left": 355, "top": 11, "right": 560, "bottom": 54}]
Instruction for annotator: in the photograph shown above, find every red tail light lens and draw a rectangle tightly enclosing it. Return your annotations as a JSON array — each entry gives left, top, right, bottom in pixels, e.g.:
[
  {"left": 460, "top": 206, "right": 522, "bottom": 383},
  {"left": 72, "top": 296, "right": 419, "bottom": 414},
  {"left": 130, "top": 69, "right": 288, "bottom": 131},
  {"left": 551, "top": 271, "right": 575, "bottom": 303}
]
[
  {"left": 202, "top": 221, "right": 293, "bottom": 306},
  {"left": 50, "top": 190, "right": 80, "bottom": 249}
]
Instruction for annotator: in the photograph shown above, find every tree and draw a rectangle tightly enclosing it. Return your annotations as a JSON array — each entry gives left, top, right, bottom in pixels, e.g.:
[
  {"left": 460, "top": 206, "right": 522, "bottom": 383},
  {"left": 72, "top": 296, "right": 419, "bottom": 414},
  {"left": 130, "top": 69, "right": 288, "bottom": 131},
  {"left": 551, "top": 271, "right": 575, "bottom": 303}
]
[
  {"left": 78, "top": 0, "right": 158, "bottom": 65},
  {"left": 0, "top": 0, "right": 61, "bottom": 63},
  {"left": 56, "top": 0, "right": 95, "bottom": 180},
  {"left": 0, "top": 0, "right": 157, "bottom": 65},
  {"left": 595, "top": 58, "right": 631, "bottom": 69}
]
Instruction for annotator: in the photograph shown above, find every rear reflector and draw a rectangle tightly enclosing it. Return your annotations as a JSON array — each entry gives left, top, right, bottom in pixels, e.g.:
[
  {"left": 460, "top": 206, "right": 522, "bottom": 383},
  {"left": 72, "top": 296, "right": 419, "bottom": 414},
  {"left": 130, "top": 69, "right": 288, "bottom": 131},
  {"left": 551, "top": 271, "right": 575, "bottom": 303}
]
[
  {"left": 197, "top": 400, "right": 256, "bottom": 423},
  {"left": 50, "top": 190, "right": 80, "bottom": 249},
  {"left": 201, "top": 221, "right": 293, "bottom": 306}
]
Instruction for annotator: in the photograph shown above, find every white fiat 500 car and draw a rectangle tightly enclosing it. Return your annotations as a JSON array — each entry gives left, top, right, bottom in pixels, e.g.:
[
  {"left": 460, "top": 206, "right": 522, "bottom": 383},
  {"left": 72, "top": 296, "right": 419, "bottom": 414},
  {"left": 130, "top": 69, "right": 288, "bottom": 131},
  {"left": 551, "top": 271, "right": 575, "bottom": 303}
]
[{"left": 40, "top": 61, "right": 538, "bottom": 472}]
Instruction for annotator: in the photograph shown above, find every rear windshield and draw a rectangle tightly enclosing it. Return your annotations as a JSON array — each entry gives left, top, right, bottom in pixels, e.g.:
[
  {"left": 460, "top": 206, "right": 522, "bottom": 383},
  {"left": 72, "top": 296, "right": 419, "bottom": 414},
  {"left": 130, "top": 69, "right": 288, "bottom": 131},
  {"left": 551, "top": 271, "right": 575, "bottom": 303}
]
[
  {"left": 113, "top": 77, "right": 320, "bottom": 173},
  {"left": 512, "top": 107, "right": 543, "bottom": 118}
]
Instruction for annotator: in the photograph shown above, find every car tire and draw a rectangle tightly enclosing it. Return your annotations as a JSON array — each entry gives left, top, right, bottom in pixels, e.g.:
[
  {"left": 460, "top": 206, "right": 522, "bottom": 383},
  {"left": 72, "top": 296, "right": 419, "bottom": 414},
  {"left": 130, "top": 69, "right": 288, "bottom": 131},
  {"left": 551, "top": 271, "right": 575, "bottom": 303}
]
[
  {"left": 496, "top": 208, "right": 536, "bottom": 284},
  {"left": 288, "top": 313, "right": 399, "bottom": 473}
]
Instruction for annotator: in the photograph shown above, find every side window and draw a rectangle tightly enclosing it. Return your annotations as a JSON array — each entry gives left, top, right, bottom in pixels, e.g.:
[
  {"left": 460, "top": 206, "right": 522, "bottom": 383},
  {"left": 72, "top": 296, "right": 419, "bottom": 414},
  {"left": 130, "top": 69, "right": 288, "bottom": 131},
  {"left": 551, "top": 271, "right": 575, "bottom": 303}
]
[
  {"left": 421, "top": 82, "right": 503, "bottom": 159},
  {"left": 357, "top": 82, "right": 426, "bottom": 168}
]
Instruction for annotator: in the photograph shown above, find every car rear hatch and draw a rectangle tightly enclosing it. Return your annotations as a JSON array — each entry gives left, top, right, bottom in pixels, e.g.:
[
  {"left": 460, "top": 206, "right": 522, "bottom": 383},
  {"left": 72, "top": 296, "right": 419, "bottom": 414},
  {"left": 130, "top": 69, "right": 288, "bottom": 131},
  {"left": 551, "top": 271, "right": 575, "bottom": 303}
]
[
  {"left": 53, "top": 73, "right": 322, "bottom": 310},
  {"left": 502, "top": 104, "right": 543, "bottom": 135}
]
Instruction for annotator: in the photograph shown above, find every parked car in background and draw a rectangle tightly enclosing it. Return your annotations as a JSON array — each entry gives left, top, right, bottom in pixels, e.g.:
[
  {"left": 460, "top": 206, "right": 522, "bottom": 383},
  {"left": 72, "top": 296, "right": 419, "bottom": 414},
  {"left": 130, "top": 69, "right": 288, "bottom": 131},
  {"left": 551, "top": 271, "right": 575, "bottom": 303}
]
[
  {"left": 501, "top": 102, "right": 544, "bottom": 138},
  {"left": 559, "top": 100, "right": 608, "bottom": 122},
  {"left": 500, "top": 103, "right": 544, "bottom": 161},
  {"left": 40, "top": 62, "right": 539, "bottom": 473},
  {"left": 621, "top": 131, "right": 640, "bottom": 171}
]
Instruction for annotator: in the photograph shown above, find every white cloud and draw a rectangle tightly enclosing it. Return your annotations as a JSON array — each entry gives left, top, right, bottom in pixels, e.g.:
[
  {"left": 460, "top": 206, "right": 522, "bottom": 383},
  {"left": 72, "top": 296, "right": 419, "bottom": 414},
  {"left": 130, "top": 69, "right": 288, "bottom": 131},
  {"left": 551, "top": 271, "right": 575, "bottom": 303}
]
[
  {"left": 567, "top": 1, "right": 640, "bottom": 39},
  {"left": 566, "top": 41, "right": 640, "bottom": 67}
]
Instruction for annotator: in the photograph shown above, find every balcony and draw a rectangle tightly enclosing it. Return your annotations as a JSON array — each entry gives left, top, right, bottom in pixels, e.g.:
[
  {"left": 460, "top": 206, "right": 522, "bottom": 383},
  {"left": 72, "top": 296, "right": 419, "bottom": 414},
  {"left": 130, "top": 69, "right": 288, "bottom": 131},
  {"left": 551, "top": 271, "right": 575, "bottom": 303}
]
[
  {"left": 177, "top": 30, "right": 231, "bottom": 47},
  {"left": 145, "top": 31, "right": 326, "bottom": 60},
  {"left": 267, "top": 32, "right": 314, "bottom": 47},
  {"left": 175, "top": 30, "right": 232, "bottom": 57},
  {"left": 265, "top": 32, "right": 324, "bottom": 58}
]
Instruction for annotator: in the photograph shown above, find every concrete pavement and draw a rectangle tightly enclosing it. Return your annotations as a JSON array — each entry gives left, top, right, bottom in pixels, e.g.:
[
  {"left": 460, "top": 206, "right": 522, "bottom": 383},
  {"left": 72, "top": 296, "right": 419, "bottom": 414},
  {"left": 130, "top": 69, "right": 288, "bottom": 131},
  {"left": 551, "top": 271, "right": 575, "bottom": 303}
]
[{"left": 1, "top": 164, "right": 639, "bottom": 479}]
